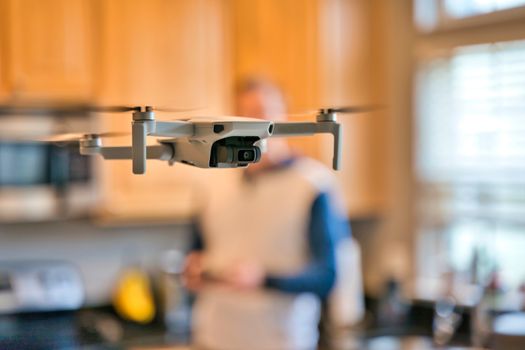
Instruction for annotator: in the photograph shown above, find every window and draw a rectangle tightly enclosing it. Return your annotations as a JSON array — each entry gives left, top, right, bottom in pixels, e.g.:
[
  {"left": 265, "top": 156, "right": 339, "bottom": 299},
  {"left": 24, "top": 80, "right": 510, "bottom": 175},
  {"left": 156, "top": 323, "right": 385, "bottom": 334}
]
[
  {"left": 417, "top": 41, "right": 525, "bottom": 185},
  {"left": 414, "top": 2, "right": 525, "bottom": 288},
  {"left": 415, "top": 0, "right": 525, "bottom": 32},
  {"left": 444, "top": 0, "right": 525, "bottom": 18}
]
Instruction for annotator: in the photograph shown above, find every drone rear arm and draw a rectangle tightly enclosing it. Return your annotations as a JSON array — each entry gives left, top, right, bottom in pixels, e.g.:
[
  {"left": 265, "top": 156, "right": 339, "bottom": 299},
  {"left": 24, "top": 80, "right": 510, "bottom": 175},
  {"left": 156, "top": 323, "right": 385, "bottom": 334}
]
[{"left": 272, "top": 122, "right": 341, "bottom": 170}]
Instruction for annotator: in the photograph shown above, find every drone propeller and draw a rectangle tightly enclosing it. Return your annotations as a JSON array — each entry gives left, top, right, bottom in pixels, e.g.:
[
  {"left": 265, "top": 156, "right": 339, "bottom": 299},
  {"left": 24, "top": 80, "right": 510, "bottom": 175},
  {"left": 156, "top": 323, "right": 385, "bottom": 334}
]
[
  {"left": 88, "top": 105, "right": 141, "bottom": 113},
  {"left": 286, "top": 105, "right": 382, "bottom": 118},
  {"left": 0, "top": 104, "right": 203, "bottom": 116},
  {"left": 0, "top": 104, "right": 143, "bottom": 116},
  {"left": 285, "top": 111, "right": 317, "bottom": 118},
  {"left": 35, "top": 131, "right": 128, "bottom": 143},
  {"left": 84, "top": 106, "right": 202, "bottom": 113},
  {"left": 152, "top": 106, "right": 203, "bottom": 113},
  {"left": 320, "top": 105, "right": 383, "bottom": 114}
]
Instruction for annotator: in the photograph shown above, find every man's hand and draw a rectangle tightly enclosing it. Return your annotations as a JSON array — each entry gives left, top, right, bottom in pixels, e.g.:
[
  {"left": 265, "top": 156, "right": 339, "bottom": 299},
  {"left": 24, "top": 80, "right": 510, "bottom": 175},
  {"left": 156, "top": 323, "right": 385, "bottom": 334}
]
[
  {"left": 183, "top": 255, "right": 265, "bottom": 292},
  {"left": 182, "top": 252, "right": 204, "bottom": 292},
  {"left": 222, "top": 261, "right": 265, "bottom": 290}
]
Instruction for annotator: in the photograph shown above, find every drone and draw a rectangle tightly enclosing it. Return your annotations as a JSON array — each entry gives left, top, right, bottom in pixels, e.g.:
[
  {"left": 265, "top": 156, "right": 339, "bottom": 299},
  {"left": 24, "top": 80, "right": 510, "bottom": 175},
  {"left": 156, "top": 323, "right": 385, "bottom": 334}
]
[{"left": 0, "top": 104, "right": 376, "bottom": 174}]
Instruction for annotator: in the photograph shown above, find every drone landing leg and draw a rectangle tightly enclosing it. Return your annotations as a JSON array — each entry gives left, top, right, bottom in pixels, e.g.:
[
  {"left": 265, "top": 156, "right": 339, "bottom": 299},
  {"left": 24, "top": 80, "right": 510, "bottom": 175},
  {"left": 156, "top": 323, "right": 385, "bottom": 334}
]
[
  {"left": 272, "top": 122, "right": 342, "bottom": 170},
  {"left": 132, "top": 122, "right": 148, "bottom": 174}
]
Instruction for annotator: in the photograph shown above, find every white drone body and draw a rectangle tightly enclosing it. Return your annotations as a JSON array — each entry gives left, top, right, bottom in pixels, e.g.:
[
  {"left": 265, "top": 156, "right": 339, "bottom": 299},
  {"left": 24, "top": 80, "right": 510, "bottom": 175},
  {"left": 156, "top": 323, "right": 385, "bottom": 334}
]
[{"left": 79, "top": 106, "right": 343, "bottom": 174}]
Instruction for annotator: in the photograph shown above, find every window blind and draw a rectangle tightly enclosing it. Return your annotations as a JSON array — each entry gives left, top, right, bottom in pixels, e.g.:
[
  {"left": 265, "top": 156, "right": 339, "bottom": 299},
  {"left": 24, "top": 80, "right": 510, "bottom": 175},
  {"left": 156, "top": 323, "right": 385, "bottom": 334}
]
[
  {"left": 444, "top": 0, "right": 525, "bottom": 18},
  {"left": 416, "top": 40, "right": 525, "bottom": 186},
  {"left": 416, "top": 39, "right": 525, "bottom": 286}
]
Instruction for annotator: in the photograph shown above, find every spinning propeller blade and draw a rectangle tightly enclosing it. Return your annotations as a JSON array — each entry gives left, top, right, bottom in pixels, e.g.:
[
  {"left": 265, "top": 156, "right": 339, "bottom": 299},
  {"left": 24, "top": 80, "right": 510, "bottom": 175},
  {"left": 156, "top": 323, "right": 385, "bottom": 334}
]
[
  {"left": 321, "top": 105, "right": 383, "bottom": 114},
  {"left": 35, "top": 132, "right": 128, "bottom": 143},
  {"left": 0, "top": 104, "right": 202, "bottom": 115},
  {"left": 152, "top": 106, "right": 203, "bottom": 113},
  {"left": 287, "top": 105, "right": 383, "bottom": 118}
]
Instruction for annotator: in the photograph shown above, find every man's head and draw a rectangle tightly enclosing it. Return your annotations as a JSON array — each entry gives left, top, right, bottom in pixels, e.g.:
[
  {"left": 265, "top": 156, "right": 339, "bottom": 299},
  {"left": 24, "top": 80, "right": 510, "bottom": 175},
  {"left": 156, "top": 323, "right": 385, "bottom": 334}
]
[
  {"left": 235, "top": 77, "right": 291, "bottom": 167},
  {"left": 235, "top": 78, "right": 287, "bottom": 121}
]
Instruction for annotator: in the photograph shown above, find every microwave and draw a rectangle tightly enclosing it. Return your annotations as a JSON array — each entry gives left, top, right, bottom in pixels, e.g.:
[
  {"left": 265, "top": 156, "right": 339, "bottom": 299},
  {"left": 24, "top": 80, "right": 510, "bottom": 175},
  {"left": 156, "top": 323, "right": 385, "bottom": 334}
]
[{"left": 0, "top": 106, "right": 99, "bottom": 222}]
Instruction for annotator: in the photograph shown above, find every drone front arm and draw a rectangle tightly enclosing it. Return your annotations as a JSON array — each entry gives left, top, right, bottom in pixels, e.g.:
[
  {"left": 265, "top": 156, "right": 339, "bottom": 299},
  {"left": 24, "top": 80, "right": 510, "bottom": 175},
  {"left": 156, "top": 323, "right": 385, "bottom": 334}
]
[
  {"left": 272, "top": 122, "right": 342, "bottom": 170},
  {"left": 79, "top": 143, "right": 173, "bottom": 164},
  {"left": 99, "top": 144, "right": 173, "bottom": 161},
  {"left": 271, "top": 122, "right": 318, "bottom": 136}
]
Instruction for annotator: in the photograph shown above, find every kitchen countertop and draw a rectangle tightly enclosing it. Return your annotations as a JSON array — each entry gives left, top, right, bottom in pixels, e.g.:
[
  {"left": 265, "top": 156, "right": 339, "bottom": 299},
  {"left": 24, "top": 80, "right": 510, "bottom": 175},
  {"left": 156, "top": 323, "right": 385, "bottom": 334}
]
[
  {"left": 0, "top": 307, "right": 481, "bottom": 350},
  {"left": 0, "top": 307, "right": 188, "bottom": 349},
  {"left": 127, "top": 337, "right": 481, "bottom": 350}
]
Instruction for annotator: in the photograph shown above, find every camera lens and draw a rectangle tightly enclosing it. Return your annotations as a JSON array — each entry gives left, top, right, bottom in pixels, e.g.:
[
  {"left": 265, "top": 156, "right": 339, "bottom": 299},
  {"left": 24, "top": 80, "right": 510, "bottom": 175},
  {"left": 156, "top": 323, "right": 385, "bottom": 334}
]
[{"left": 238, "top": 149, "right": 255, "bottom": 162}]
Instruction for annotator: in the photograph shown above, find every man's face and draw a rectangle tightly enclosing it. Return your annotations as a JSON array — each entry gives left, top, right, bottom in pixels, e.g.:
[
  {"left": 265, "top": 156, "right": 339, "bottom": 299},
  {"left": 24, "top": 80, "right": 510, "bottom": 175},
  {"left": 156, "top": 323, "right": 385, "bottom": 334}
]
[{"left": 236, "top": 88, "right": 285, "bottom": 121}]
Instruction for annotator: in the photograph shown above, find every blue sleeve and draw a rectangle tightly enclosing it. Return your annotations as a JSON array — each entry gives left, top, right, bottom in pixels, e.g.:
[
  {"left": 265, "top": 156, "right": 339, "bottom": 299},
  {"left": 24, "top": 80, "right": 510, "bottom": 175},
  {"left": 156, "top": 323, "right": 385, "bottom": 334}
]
[
  {"left": 189, "top": 218, "right": 204, "bottom": 251},
  {"left": 265, "top": 192, "right": 348, "bottom": 299}
]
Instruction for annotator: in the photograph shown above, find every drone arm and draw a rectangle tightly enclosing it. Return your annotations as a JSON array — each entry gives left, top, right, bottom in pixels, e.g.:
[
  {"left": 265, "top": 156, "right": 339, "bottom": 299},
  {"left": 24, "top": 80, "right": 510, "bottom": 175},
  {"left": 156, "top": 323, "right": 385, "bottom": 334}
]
[
  {"left": 272, "top": 122, "right": 318, "bottom": 136},
  {"left": 98, "top": 144, "right": 173, "bottom": 161},
  {"left": 272, "top": 122, "right": 342, "bottom": 170}
]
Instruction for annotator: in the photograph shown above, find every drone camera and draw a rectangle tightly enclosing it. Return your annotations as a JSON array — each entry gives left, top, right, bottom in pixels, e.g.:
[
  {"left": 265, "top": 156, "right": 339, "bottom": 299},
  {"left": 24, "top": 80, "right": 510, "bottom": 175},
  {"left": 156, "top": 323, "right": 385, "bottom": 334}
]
[
  {"left": 238, "top": 149, "right": 257, "bottom": 162},
  {"left": 213, "top": 145, "right": 261, "bottom": 167},
  {"left": 210, "top": 136, "right": 261, "bottom": 167}
]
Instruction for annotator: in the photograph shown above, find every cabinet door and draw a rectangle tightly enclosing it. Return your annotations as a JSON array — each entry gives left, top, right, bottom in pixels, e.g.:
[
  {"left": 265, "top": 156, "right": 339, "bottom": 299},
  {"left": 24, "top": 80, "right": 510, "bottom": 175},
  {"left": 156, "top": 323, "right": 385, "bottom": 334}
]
[
  {"left": 0, "top": 0, "right": 8, "bottom": 100},
  {"left": 96, "top": 0, "right": 232, "bottom": 222},
  {"left": 232, "top": 0, "right": 326, "bottom": 161},
  {"left": 6, "top": 0, "right": 97, "bottom": 100},
  {"left": 318, "top": 0, "right": 387, "bottom": 218}
]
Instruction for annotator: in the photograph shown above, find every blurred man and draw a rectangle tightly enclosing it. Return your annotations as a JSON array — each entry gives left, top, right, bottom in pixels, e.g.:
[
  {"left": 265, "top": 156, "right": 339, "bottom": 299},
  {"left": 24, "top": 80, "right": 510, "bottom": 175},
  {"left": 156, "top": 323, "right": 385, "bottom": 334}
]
[{"left": 183, "top": 78, "right": 351, "bottom": 350}]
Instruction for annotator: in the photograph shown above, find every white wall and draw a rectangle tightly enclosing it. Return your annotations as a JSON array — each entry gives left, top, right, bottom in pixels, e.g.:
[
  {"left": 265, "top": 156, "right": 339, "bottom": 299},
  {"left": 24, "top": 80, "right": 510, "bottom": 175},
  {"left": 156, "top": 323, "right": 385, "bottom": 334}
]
[{"left": 0, "top": 220, "right": 189, "bottom": 306}]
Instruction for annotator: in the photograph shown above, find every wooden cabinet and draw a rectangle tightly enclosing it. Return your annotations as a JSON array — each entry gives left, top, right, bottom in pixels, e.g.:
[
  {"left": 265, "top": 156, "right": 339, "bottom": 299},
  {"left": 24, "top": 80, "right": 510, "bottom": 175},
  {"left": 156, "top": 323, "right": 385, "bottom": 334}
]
[
  {"left": 0, "top": 0, "right": 9, "bottom": 100},
  {"left": 3, "top": 0, "right": 97, "bottom": 100},
  {"left": 0, "top": 0, "right": 232, "bottom": 221},
  {"left": 319, "top": 0, "right": 388, "bottom": 218},
  {"left": 95, "top": 0, "right": 233, "bottom": 222},
  {"left": 233, "top": 0, "right": 322, "bottom": 112},
  {"left": 232, "top": 0, "right": 322, "bottom": 161},
  {"left": 0, "top": 0, "right": 386, "bottom": 220},
  {"left": 231, "top": 0, "right": 387, "bottom": 218}
]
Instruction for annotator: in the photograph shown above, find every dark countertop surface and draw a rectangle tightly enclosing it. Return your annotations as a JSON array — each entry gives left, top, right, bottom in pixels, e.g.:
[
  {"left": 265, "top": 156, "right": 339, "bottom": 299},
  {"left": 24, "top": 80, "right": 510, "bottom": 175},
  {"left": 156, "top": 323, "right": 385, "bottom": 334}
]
[
  {"left": 0, "top": 307, "right": 187, "bottom": 349},
  {"left": 0, "top": 307, "right": 480, "bottom": 350}
]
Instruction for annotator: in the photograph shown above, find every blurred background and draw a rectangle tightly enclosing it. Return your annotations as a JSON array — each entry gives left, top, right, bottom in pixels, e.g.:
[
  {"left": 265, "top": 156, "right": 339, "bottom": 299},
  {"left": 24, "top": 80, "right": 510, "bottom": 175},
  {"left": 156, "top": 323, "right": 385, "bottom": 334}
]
[{"left": 1, "top": 0, "right": 525, "bottom": 349}]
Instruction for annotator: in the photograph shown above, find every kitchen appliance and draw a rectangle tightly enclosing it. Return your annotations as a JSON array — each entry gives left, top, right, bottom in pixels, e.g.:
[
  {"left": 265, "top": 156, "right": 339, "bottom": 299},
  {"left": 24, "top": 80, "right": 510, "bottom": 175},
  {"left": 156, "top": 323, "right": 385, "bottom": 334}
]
[
  {"left": 0, "top": 260, "right": 84, "bottom": 314},
  {"left": 0, "top": 105, "right": 99, "bottom": 221}
]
